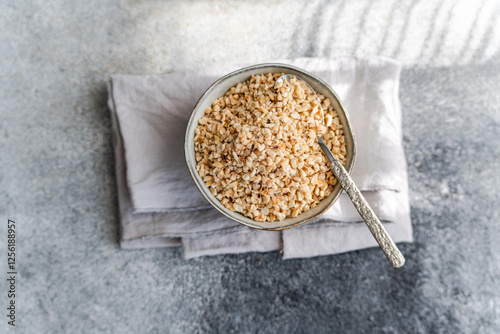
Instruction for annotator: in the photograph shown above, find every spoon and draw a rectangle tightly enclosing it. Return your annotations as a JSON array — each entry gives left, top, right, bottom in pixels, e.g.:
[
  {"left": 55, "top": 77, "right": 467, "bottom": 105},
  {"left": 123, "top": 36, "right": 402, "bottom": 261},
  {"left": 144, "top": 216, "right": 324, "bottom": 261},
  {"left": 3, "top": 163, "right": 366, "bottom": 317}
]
[{"left": 276, "top": 74, "right": 405, "bottom": 268}]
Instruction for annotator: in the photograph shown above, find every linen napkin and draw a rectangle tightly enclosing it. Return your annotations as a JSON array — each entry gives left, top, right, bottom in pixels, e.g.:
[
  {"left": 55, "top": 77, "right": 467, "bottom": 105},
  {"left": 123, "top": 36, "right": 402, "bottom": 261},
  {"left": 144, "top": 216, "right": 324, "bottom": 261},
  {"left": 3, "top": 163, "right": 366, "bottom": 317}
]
[{"left": 108, "top": 57, "right": 413, "bottom": 259}]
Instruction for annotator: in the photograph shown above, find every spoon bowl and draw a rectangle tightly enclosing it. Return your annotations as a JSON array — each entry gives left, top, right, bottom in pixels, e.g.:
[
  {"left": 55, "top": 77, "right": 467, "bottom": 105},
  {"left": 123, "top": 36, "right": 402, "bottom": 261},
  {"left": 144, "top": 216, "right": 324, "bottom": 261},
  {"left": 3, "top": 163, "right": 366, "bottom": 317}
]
[{"left": 185, "top": 63, "right": 356, "bottom": 231}]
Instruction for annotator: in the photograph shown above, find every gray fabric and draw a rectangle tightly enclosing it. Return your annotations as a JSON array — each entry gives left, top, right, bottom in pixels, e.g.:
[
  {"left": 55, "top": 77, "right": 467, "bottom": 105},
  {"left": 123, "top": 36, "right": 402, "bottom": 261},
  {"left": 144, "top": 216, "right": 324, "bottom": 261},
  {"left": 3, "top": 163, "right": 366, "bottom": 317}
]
[{"left": 107, "top": 57, "right": 413, "bottom": 258}]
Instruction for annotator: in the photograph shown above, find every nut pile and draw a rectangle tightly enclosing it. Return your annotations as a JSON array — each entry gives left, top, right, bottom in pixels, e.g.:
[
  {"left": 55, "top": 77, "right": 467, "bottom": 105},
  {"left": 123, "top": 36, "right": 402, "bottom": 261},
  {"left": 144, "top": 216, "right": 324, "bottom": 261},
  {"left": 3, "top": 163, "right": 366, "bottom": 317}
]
[{"left": 194, "top": 73, "right": 346, "bottom": 222}]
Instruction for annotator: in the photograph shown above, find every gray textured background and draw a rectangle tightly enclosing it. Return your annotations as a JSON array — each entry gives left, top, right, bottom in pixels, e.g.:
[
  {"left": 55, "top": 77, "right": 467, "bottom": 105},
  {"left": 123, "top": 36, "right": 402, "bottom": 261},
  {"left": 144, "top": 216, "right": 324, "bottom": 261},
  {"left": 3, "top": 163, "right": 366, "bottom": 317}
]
[{"left": 1, "top": 0, "right": 500, "bottom": 333}]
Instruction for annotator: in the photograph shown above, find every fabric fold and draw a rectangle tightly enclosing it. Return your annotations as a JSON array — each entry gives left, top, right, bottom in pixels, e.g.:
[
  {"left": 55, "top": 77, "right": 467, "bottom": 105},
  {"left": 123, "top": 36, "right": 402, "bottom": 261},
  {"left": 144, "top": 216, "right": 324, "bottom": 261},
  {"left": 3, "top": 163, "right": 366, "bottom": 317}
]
[{"left": 108, "top": 57, "right": 413, "bottom": 259}]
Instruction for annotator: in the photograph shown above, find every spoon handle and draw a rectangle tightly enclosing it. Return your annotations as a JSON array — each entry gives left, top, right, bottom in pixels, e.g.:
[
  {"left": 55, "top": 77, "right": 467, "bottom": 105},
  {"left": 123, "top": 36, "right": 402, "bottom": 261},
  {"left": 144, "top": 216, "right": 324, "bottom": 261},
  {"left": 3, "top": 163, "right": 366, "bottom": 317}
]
[{"left": 317, "top": 138, "right": 405, "bottom": 268}]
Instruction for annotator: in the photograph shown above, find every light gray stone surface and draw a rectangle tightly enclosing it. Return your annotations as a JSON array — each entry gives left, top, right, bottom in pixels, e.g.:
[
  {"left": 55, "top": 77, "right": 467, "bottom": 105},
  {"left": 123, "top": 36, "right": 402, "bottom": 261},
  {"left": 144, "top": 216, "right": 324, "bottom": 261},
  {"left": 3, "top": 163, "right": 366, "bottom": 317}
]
[{"left": 1, "top": 0, "right": 499, "bottom": 333}]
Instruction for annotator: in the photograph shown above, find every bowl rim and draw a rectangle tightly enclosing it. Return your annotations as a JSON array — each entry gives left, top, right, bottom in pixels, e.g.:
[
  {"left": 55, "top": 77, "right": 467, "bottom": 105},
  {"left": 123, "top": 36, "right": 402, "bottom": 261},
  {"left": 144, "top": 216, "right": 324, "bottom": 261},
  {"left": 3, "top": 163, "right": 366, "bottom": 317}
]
[{"left": 184, "top": 62, "right": 356, "bottom": 231}]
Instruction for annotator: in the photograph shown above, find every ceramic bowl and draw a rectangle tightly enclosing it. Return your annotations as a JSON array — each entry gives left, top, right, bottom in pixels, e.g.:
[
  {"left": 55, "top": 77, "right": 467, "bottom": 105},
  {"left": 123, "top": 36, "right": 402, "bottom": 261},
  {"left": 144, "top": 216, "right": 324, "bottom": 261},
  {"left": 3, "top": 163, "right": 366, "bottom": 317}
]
[{"left": 184, "top": 63, "right": 356, "bottom": 230}]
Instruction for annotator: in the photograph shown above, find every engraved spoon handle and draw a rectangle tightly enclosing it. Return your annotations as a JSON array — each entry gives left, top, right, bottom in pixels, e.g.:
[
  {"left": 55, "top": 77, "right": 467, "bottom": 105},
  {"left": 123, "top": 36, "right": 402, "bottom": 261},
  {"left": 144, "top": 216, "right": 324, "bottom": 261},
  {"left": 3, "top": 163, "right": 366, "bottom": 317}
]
[{"left": 318, "top": 138, "right": 405, "bottom": 268}]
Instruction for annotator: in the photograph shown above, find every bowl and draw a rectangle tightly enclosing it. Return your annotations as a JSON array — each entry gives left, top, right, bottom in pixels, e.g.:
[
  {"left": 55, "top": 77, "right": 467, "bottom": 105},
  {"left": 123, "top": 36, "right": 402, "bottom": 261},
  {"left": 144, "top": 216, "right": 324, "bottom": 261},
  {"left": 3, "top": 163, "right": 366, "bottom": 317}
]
[{"left": 184, "top": 63, "right": 356, "bottom": 230}]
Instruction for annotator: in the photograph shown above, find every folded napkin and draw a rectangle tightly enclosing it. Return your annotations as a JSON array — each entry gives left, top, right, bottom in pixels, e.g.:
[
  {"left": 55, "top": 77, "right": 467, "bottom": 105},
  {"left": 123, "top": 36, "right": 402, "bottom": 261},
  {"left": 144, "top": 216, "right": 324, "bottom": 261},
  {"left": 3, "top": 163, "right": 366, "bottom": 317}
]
[{"left": 108, "top": 57, "right": 413, "bottom": 259}]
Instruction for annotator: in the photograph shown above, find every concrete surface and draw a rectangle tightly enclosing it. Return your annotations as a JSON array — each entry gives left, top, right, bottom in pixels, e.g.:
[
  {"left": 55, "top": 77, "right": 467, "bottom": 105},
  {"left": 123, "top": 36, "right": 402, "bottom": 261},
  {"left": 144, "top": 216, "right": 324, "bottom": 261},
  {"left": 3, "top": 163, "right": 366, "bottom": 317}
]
[{"left": 1, "top": 0, "right": 500, "bottom": 333}]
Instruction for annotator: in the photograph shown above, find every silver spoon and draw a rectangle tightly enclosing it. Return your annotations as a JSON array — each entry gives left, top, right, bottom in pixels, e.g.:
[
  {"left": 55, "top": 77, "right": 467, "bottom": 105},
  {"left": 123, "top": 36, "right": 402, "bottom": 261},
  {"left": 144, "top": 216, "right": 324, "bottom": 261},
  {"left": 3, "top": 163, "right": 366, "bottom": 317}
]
[{"left": 276, "top": 74, "right": 405, "bottom": 268}]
